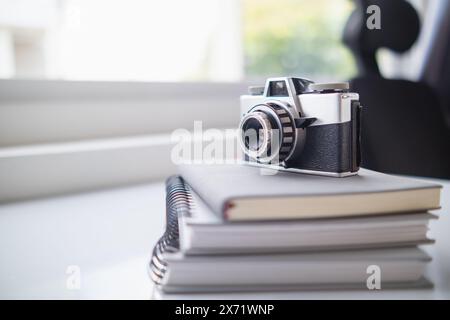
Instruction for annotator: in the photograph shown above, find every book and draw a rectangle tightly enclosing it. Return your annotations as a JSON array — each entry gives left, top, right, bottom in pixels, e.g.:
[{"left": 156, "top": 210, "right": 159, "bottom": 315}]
[
  {"left": 149, "top": 176, "right": 434, "bottom": 293},
  {"left": 154, "top": 247, "right": 431, "bottom": 293},
  {"left": 179, "top": 164, "right": 442, "bottom": 221},
  {"left": 152, "top": 276, "right": 433, "bottom": 297},
  {"left": 179, "top": 185, "right": 435, "bottom": 254}
]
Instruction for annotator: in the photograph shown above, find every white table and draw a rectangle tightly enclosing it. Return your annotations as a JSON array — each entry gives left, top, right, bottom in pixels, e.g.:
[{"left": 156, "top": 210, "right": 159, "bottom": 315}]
[{"left": 0, "top": 179, "right": 449, "bottom": 299}]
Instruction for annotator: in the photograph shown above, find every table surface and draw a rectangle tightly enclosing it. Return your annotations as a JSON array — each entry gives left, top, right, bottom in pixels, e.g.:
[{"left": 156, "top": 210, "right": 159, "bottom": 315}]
[{"left": 0, "top": 178, "right": 449, "bottom": 300}]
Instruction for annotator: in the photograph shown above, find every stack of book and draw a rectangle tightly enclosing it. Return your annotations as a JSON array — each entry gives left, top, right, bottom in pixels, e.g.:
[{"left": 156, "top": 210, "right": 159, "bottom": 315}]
[{"left": 149, "top": 164, "right": 441, "bottom": 293}]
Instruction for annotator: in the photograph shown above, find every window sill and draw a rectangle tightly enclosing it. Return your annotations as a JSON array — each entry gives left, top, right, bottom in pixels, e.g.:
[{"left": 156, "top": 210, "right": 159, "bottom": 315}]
[{"left": 0, "top": 134, "right": 176, "bottom": 203}]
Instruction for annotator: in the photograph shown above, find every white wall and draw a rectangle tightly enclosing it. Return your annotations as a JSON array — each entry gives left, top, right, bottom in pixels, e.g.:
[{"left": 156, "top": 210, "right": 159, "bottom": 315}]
[
  {"left": 0, "top": 79, "right": 245, "bottom": 146},
  {"left": 0, "top": 79, "right": 247, "bottom": 202}
]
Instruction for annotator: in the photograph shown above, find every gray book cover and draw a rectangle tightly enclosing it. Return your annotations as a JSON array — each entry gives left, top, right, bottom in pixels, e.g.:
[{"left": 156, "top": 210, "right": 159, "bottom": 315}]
[{"left": 178, "top": 164, "right": 442, "bottom": 220}]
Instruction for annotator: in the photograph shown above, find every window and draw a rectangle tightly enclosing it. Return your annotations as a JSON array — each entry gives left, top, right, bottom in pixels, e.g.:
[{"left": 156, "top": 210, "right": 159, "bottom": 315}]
[
  {"left": 0, "top": 0, "right": 355, "bottom": 82},
  {"left": 0, "top": 0, "right": 243, "bottom": 81},
  {"left": 243, "top": 0, "right": 356, "bottom": 81}
]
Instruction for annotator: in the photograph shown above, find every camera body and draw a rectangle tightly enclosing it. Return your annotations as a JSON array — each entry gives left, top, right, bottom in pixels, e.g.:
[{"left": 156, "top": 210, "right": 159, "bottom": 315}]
[{"left": 238, "top": 77, "right": 361, "bottom": 177}]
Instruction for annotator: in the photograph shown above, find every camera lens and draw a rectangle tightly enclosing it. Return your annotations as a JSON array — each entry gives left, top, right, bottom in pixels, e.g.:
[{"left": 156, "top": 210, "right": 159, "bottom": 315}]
[
  {"left": 239, "top": 102, "right": 298, "bottom": 164},
  {"left": 242, "top": 117, "right": 264, "bottom": 152},
  {"left": 239, "top": 111, "right": 273, "bottom": 160}
]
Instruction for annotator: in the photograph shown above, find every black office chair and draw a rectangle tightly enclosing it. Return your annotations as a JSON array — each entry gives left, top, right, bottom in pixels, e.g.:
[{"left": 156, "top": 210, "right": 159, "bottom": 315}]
[{"left": 343, "top": 0, "right": 450, "bottom": 179}]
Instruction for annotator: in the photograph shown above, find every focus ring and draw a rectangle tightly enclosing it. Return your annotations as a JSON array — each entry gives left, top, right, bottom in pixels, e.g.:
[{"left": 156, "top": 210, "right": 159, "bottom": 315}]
[{"left": 268, "top": 103, "right": 296, "bottom": 162}]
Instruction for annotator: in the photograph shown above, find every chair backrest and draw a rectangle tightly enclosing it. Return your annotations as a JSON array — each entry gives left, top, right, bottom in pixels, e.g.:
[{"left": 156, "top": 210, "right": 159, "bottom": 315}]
[
  {"left": 351, "top": 76, "right": 450, "bottom": 178},
  {"left": 343, "top": 0, "right": 450, "bottom": 178},
  {"left": 343, "top": 0, "right": 420, "bottom": 76}
]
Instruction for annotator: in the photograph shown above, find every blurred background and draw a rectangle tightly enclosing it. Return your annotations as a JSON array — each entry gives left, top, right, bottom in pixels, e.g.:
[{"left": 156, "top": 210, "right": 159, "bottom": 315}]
[
  {"left": 0, "top": 0, "right": 449, "bottom": 202},
  {"left": 0, "top": 0, "right": 432, "bottom": 82}
]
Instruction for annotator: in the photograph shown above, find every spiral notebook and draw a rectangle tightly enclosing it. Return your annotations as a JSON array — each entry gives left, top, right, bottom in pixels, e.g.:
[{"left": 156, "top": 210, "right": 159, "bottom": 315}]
[
  {"left": 149, "top": 176, "right": 433, "bottom": 293},
  {"left": 150, "top": 176, "right": 188, "bottom": 286}
]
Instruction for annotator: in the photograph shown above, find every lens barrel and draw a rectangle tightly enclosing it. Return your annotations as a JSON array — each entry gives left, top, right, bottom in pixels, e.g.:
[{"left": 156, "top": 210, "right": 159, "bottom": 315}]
[{"left": 239, "top": 102, "right": 297, "bottom": 164}]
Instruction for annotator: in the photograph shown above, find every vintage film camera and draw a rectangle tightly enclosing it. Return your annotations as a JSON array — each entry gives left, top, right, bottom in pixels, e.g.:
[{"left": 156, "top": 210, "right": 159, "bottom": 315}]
[{"left": 238, "top": 77, "right": 362, "bottom": 177}]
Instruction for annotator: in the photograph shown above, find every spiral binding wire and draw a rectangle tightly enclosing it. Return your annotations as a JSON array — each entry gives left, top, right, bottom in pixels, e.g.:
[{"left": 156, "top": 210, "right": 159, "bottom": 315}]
[{"left": 149, "top": 176, "right": 193, "bottom": 285}]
